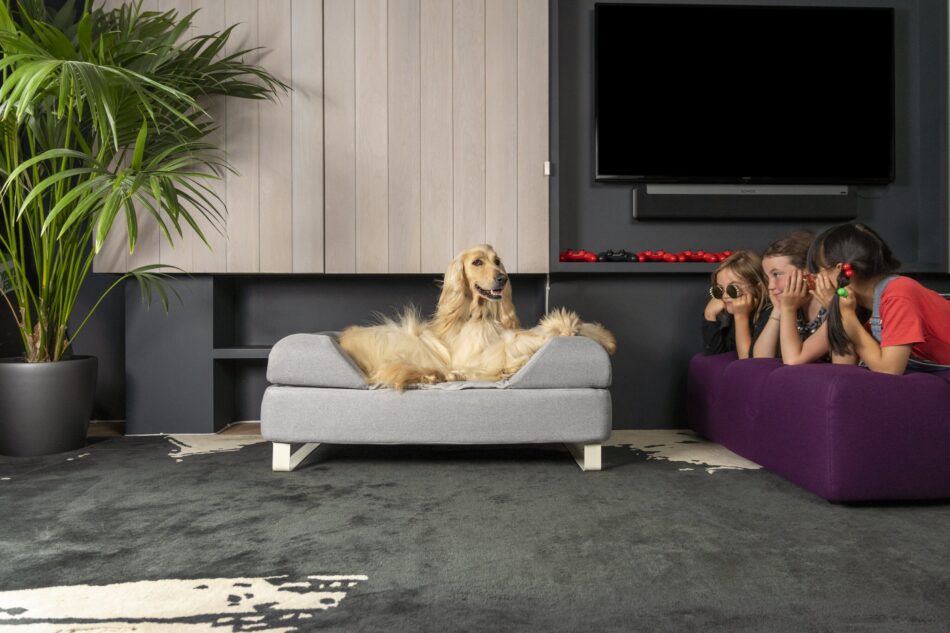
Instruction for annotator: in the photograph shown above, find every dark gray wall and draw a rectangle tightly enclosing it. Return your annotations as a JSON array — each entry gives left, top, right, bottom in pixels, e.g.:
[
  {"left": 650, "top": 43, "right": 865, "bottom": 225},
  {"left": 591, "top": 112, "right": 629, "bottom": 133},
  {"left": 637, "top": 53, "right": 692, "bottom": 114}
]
[
  {"left": 69, "top": 273, "right": 125, "bottom": 420},
  {"left": 124, "top": 277, "right": 216, "bottom": 434},
  {"left": 553, "top": 0, "right": 948, "bottom": 269},
  {"left": 547, "top": 0, "right": 950, "bottom": 428},
  {"left": 548, "top": 273, "right": 710, "bottom": 428},
  {"left": 0, "top": 297, "right": 19, "bottom": 359},
  {"left": 219, "top": 274, "right": 546, "bottom": 347}
]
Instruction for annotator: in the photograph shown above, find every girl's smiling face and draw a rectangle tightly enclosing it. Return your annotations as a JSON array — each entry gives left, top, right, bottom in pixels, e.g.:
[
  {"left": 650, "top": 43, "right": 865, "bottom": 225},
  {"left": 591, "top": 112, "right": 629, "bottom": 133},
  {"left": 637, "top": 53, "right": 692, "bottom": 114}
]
[{"left": 762, "top": 255, "right": 795, "bottom": 297}]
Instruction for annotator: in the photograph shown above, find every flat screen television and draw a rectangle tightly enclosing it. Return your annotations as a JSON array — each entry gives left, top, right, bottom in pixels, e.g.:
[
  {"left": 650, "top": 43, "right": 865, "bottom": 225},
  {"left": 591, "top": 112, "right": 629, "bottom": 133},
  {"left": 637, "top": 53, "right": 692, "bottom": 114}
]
[{"left": 595, "top": 3, "right": 895, "bottom": 185}]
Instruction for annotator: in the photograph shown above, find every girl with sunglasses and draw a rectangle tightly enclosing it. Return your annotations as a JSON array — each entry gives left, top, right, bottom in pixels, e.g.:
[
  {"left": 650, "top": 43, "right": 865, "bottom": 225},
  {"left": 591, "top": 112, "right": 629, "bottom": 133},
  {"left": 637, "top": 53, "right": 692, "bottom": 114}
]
[
  {"left": 807, "top": 223, "right": 950, "bottom": 374},
  {"left": 702, "top": 251, "right": 772, "bottom": 358},
  {"left": 754, "top": 230, "right": 831, "bottom": 363}
]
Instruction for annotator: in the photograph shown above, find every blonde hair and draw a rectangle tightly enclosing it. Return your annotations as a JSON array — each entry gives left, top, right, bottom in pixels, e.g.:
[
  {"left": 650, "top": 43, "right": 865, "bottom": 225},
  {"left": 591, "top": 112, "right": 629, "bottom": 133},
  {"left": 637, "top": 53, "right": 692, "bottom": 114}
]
[{"left": 710, "top": 250, "right": 769, "bottom": 320}]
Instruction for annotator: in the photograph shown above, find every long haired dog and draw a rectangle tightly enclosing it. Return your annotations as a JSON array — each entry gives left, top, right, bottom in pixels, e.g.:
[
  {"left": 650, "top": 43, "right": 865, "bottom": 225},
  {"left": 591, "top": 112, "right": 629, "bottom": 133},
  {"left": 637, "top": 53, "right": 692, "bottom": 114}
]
[{"left": 339, "top": 245, "right": 616, "bottom": 390}]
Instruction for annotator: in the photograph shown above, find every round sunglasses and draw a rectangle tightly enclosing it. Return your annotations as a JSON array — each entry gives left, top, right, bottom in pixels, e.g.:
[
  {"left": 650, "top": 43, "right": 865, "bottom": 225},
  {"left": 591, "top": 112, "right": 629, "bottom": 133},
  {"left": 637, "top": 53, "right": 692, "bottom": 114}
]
[{"left": 709, "top": 282, "right": 745, "bottom": 300}]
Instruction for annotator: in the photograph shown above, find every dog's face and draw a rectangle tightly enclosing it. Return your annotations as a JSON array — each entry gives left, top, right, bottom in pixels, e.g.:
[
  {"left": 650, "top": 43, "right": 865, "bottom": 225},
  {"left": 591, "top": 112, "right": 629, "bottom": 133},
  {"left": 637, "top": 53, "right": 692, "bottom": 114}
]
[
  {"left": 455, "top": 245, "right": 509, "bottom": 302},
  {"left": 435, "top": 244, "right": 519, "bottom": 331}
]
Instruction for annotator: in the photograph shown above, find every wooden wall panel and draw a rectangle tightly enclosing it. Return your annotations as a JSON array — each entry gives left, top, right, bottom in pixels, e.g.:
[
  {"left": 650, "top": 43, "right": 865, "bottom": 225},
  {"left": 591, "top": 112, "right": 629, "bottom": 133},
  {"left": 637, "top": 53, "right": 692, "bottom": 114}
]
[
  {"left": 94, "top": 0, "right": 547, "bottom": 275},
  {"left": 291, "top": 0, "right": 325, "bottom": 273},
  {"left": 324, "top": 0, "right": 357, "bottom": 273},
  {"left": 517, "top": 0, "right": 549, "bottom": 273},
  {"left": 388, "top": 0, "right": 422, "bottom": 273},
  {"left": 354, "top": 0, "right": 389, "bottom": 273},
  {"left": 420, "top": 0, "right": 455, "bottom": 274},
  {"left": 258, "top": 0, "right": 293, "bottom": 273},
  {"left": 224, "top": 0, "right": 260, "bottom": 273},
  {"left": 190, "top": 0, "right": 228, "bottom": 273},
  {"left": 485, "top": 0, "right": 518, "bottom": 271},
  {"left": 452, "top": 0, "right": 486, "bottom": 253}
]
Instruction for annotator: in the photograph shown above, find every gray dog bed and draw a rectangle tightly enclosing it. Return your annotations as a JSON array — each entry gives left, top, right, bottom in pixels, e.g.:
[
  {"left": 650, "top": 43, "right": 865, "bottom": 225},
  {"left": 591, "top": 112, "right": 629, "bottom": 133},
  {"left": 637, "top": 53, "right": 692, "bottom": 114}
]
[{"left": 260, "top": 333, "right": 613, "bottom": 471}]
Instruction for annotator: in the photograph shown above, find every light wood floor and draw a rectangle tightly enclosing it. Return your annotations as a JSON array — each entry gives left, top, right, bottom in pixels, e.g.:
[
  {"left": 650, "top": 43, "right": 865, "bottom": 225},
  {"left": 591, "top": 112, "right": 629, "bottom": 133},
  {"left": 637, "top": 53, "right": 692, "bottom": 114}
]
[
  {"left": 87, "top": 422, "right": 262, "bottom": 438},
  {"left": 220, "top": 423, "right": 262, "bottom": 436}
]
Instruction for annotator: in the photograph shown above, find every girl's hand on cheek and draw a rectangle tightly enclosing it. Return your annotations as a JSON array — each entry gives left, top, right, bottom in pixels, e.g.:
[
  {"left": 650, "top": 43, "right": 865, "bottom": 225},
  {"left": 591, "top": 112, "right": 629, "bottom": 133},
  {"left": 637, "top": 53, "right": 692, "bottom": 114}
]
[
  {"left": 732, "top": 293, "right": 754, "bottom": 316},
  {"left": 837, "top": 290, "right": 860, "bottom": 338},
  {"left": 782, "top": 270, "right": 809, "bottom": 311},
  {"left": 812, "top": 272, "right": 836, "bottom": 309},
  {"left": 838, "top": 289, "right": 857, "bottom": 315},
  {"left": 704, "top": 297, "right": 726, "bottom": 321},
  {"left": 769, "top": 287, "right": 782, "bottom": 311}
]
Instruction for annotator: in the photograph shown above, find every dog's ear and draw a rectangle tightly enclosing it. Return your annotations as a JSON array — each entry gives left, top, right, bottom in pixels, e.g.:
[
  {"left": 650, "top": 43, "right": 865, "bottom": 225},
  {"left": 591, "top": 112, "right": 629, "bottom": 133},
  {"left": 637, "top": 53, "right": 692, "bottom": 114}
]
[
  {"left": 434, "top": 253, "right": 470, "bottom": 331},
  {"left": 499, "top": 282, "right": 520, "bottom": 329},
  {"left": 440, "top": 254, "right": 468, "bottom": 302}
]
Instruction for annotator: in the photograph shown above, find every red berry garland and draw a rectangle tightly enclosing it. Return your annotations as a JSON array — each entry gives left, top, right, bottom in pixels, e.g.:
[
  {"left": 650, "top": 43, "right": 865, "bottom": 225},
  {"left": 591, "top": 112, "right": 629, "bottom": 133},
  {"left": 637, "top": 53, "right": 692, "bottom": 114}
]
[{"left": 561, "top": 248, "right": 736, "bottom": 263}]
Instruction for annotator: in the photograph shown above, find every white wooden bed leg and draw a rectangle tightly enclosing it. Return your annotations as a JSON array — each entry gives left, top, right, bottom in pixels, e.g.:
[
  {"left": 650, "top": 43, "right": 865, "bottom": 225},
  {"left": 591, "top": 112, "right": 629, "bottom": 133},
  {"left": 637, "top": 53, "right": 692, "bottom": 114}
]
[
  {"left": 272, "top": 442, "right": 320, "bottom": 472},
  {"left": 566, "top": 443, "right": 602, "bottom": 472}
]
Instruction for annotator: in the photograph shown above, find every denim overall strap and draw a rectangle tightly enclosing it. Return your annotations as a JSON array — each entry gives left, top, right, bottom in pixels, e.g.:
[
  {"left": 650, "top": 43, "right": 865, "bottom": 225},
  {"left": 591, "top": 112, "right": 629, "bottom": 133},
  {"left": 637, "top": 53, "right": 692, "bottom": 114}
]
[{"left": 868, "top": 275, "right": 899, "bottom": 342}]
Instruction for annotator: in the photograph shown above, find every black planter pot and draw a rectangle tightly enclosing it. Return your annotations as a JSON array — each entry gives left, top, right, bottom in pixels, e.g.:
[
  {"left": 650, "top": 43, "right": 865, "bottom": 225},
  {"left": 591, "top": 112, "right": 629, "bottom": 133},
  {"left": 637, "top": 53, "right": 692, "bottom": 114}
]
[{"left": 0, "top": 356, "right": 98, "bottom": 457}]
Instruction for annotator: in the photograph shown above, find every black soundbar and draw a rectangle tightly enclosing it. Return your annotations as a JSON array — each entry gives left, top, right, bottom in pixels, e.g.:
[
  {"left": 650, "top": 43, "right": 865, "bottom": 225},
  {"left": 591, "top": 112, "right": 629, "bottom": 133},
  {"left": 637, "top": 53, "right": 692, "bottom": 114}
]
[{"left": 630, "top": 186, "right": 860, "bottom": 221}]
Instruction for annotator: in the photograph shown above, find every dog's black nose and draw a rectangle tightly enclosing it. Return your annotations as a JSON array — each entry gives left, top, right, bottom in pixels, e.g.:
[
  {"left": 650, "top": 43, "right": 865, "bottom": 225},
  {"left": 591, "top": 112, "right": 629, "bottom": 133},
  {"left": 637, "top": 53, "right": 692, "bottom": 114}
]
[{"left": 495, "top": 273, "right": 508, "bottom": 285}]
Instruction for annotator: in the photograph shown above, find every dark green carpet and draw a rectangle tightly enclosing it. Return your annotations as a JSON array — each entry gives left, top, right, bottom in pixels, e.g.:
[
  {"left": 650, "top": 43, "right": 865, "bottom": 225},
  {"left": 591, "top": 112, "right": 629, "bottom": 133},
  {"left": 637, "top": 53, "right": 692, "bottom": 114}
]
[{"left": 1, "top": 433, "right": 949, "bottom": 632}]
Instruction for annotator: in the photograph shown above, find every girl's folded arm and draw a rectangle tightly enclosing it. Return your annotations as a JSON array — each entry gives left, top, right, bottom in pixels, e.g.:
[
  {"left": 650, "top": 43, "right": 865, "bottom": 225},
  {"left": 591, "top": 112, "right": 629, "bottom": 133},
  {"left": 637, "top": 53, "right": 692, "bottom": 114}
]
[
  {"left": 843, "top": 313, "right": 912, "bottom": 374},
  {"left": 734, "top": 314, "right": 753, "bottom": 359},
  {"left": 782, "top": 322, "right": 831, "bottom": 365}
]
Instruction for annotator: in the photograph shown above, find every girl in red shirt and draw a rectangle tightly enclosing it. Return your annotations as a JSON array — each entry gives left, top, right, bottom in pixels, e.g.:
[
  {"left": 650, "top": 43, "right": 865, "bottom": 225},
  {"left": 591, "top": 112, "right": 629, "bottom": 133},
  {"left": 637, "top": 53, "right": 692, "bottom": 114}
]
[{"left": 806, "top": 223, "right": 950, "bottom": 374}]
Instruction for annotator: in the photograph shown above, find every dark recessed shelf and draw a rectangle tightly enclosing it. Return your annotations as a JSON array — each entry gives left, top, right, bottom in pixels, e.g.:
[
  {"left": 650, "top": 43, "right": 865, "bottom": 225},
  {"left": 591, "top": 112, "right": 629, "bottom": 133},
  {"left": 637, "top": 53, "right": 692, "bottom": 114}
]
[
  {"left": 212, "top": 346, "right": 272, "bottom": 360},
  {"left": 552, "top": 262, "right": 719, "bottom": 274}
]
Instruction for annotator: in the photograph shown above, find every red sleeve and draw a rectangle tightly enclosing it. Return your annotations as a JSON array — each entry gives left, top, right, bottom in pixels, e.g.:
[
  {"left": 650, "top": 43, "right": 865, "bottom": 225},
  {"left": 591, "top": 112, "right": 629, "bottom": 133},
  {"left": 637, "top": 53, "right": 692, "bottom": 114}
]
[{"left": 879, "top": 282, "right": 925, "bottom": 348}]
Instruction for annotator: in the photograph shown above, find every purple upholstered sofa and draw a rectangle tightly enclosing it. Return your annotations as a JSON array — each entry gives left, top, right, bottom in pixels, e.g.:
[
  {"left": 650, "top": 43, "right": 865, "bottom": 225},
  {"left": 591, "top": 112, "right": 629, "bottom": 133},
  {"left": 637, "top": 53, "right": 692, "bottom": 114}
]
[{"left": 688, "top": 353, "right": 950, "bottom": 502}]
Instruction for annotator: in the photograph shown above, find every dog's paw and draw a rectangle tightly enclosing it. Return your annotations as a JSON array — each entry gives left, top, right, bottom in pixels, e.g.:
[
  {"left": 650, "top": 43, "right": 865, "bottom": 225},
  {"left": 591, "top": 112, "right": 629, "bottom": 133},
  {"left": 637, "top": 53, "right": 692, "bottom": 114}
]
[
  {"left": 374, "top": 363, "right": 445, "bottom": 391},
  {"left": 420, "top": 372, "right": 443, "bottom": 384}
]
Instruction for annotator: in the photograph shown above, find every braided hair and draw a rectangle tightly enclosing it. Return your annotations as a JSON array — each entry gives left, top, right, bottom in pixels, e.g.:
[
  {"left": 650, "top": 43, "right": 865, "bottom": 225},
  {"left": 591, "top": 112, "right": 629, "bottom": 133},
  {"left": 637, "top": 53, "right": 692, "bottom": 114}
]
[{"left": 805, "top": 223, "right": 900, "bottom": 356}]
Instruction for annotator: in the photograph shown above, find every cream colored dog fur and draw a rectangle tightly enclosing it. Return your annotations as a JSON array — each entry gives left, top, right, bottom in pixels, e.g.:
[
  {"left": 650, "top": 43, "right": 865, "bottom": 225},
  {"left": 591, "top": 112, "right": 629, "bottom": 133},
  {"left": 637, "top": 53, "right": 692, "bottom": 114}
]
[{"left": 339, "top": 245, "right": 616, "bottom": 390}]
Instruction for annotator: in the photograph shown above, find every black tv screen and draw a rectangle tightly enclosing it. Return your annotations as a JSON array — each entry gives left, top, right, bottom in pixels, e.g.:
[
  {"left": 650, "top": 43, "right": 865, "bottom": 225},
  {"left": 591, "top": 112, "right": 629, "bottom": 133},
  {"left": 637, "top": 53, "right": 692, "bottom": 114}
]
[{"left": 595, "top": 3, "right": 895, "bottom": 184}]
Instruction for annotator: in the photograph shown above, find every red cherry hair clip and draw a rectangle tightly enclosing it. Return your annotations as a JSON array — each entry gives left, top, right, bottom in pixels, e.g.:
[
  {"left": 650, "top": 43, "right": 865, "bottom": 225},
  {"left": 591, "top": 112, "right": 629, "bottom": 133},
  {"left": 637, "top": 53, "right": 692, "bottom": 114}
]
[{"left": 842, "top": 262, "right": 854, "bottom": 279}]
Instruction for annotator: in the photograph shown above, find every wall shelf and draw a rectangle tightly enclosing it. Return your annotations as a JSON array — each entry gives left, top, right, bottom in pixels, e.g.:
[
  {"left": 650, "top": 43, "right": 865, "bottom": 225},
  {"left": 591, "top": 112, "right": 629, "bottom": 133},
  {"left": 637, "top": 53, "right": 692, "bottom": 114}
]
[
  {"left": 552, "top": 262, "right": 718, "bottom": 274},
  {"left": 212, "top": 347, "right": 272, "bottom": 360}
]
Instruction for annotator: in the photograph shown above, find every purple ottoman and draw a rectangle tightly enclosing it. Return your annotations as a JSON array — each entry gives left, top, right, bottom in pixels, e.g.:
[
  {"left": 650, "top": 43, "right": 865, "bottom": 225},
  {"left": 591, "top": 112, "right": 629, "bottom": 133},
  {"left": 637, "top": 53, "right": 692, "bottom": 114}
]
[
  {"left": 686, "top": 352, "right": 736, "bottom": 441},
  {"left": 688, "top": 353, "right": 950, "bottom": 502}
]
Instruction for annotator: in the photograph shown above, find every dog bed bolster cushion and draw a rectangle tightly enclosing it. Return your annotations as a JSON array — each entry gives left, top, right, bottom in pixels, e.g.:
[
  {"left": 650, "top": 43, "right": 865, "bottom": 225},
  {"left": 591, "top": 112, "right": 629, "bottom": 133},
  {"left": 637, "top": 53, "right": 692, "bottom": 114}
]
[
  {"left": 266, "top": 333, "right": 610, "bottom": 390},
  {"left": 505, "top": 336, "right": 611, "bottom": 389},
  {"left": 267, "top": 333, "right": 368, "bottom": 389}
]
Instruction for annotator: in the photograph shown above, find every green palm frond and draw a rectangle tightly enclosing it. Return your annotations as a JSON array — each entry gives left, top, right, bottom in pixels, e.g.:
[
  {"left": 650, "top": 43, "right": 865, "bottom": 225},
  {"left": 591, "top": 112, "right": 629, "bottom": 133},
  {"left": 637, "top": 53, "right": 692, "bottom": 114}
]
[{"left": 0, "top": 0, "right": 287, "bottom": 361}]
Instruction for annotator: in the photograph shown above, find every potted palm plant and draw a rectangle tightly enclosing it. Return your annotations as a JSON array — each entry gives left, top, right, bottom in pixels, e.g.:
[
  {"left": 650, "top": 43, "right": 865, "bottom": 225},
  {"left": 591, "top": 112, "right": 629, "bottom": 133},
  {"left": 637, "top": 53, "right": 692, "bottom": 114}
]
[{"left": 0, "top": 0, "right": 285, "bottom": 456}]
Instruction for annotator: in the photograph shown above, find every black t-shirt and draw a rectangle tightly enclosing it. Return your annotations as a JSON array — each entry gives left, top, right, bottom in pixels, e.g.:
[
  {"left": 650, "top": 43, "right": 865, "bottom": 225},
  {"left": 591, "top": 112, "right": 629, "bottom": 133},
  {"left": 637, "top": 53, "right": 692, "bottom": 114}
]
[{"left": 702, "top": 303, "right": 773, "bottom": 357}]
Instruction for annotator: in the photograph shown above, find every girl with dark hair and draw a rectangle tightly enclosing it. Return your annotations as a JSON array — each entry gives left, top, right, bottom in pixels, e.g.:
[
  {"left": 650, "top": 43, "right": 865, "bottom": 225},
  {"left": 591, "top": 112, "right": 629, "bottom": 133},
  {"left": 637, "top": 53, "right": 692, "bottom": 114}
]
[
  {"left": 807, "top": 223, "right": 950, "bottom": 374},
  {"left": 702, "top": 251, "right": 772, "bottom": 359},
  {"left": 756, "top": 230, "right": 831, "bottom": 363}
]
